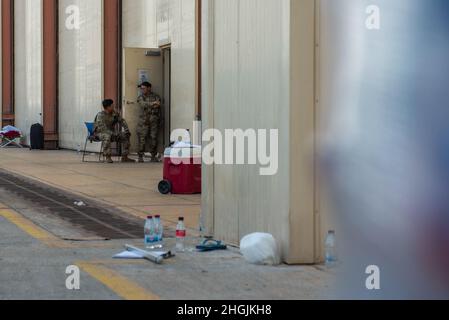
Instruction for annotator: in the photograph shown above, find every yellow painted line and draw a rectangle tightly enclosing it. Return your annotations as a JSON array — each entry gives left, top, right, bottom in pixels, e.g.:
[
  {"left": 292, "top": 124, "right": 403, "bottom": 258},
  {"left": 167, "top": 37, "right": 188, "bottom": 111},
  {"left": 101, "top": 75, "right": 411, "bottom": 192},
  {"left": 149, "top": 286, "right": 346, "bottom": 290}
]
[
  {"left": 0, "top": 208, "right": 72, "bottom": 248},
  {"left": 77, "top": 261, "right": 160, "bottom": 300}
]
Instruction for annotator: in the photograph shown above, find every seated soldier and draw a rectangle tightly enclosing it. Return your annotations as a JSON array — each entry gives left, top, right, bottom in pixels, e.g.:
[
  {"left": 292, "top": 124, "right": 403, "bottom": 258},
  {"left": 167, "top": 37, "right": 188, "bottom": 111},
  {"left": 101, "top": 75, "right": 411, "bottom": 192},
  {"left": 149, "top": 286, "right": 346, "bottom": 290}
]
[{"left": 94, "top": 99, "right": 136, "bottom": 164}]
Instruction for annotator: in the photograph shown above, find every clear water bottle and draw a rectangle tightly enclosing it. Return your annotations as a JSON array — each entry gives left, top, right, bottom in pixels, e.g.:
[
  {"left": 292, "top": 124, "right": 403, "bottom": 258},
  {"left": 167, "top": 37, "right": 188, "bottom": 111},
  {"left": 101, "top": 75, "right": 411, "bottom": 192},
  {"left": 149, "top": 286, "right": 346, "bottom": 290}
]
[
  {"left": 154, "top": 215, "right": 164, "bottom": 245},
  {"left": 325, "top": 230, "right": 337, "bottom": 268},
  {"left": 176, "top": 217, "right": 186, "bottom": 252},
  {"left": 144, "top": 216, "right": 155, "bottom": 247}
]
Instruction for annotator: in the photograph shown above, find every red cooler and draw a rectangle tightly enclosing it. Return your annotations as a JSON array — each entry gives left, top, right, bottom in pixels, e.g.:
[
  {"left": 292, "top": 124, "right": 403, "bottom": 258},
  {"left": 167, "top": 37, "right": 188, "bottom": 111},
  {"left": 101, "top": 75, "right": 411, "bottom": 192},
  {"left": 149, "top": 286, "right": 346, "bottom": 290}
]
[{"left": 158, "top": 146, "right": 202, "bottom": 194}]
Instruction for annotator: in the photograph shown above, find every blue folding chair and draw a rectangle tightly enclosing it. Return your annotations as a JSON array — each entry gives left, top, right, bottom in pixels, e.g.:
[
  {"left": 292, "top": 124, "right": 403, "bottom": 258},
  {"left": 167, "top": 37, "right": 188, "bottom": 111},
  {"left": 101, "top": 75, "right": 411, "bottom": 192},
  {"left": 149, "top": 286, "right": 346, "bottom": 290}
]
[{"left": 82, "top": 122, "right": 104, "bottom": 162}]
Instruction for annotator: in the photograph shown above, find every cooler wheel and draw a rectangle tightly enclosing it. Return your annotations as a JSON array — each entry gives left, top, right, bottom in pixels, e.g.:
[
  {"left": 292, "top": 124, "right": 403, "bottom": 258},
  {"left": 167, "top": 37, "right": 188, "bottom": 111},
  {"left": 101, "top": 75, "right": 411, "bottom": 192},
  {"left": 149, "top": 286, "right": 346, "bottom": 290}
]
[{"left": 158, "top": 180, "right": 172, "bottom": 195}]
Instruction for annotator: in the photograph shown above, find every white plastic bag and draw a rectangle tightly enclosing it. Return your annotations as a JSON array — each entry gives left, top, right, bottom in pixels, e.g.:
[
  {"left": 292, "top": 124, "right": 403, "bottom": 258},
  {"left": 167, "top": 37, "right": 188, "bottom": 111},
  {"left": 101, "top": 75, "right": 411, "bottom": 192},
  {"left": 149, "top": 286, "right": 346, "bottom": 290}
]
[{"left": 240, "top": 233, "right": 281, "bottom": 266}]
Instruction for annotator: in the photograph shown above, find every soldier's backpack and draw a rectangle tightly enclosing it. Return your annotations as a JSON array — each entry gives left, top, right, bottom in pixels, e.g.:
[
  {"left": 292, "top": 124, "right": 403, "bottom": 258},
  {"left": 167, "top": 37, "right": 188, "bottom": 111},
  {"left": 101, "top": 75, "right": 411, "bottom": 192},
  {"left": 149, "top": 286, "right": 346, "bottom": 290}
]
[{"left": 30, "top": 123, "right": 44, "bottom": 150}]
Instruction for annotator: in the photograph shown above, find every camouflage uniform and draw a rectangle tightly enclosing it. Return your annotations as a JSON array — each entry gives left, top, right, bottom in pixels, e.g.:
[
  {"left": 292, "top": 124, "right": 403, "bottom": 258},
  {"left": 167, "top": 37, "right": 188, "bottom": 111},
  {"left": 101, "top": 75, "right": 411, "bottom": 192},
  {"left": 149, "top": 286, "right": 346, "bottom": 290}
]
[
  {"left": 136, "top": 93, "right": 162, "bottom": 158},
  {"left": 94, "top": 111, "right": 131, "bottom": 157}
]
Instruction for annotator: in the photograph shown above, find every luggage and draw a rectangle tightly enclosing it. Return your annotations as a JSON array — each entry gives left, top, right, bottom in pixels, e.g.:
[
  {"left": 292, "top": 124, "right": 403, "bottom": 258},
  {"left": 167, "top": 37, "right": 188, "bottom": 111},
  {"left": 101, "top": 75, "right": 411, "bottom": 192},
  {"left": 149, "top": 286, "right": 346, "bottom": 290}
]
[{"left": 30, "top": 123, "right": 44, "bottom": 150}]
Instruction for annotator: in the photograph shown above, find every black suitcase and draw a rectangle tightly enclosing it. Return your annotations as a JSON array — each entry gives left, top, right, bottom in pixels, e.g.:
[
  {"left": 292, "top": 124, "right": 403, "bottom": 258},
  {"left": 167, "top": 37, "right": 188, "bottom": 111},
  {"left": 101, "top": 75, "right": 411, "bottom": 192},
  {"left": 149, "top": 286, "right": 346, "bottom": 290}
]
[{"left": 30, "top": 123, "right": 44, "bottom": 150}]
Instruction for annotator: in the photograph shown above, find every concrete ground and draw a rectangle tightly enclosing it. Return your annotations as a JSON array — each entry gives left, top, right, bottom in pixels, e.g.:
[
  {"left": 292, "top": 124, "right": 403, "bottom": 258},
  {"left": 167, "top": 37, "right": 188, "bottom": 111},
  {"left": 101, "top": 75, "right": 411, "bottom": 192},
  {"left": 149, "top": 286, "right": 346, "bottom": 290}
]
[
  {"left": 0, "top": 148, "right": 333, "bottom": 300},
  {"left": 0, "top": 148, "right": 201, "bottom": 231}
]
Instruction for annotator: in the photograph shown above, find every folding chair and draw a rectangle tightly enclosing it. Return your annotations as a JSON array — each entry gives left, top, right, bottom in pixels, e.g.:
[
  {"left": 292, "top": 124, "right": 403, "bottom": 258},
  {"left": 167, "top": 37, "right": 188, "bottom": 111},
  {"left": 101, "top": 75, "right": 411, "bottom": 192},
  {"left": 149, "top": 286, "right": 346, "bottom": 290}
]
[
  {"left": 82, "top": 122, "right": 104, "bottom": 162},
  {"left": 82, "top": 122, "right": 120, "bottom": 162},
  {"left": 0, "top": 131, "right": 24, "bottom": 149}
]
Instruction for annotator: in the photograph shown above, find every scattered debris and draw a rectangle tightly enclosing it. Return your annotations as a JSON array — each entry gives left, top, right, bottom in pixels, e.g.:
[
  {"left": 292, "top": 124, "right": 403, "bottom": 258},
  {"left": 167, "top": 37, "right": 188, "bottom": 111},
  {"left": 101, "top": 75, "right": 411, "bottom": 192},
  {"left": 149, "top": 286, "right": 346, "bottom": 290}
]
[
  {"left": 74, "top": 201, "right": 86, "bottom": 207},
  {"left": 113, "top": 244, "right": 175, "bottom": 265}
]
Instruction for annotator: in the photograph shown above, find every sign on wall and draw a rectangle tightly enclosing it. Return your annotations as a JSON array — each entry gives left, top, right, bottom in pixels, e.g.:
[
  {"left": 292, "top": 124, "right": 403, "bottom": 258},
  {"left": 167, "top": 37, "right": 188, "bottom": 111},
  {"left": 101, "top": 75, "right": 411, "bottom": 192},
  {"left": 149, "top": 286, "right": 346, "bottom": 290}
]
[{"left": 138, "top": 69, "right": 150, "bottom": 96}]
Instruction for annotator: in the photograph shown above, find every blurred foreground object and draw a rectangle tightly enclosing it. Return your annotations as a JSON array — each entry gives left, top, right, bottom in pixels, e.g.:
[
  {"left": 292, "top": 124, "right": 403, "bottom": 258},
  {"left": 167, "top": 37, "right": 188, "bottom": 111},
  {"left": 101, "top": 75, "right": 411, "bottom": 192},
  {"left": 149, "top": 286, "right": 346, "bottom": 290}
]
[{"left": 320, "top": 0, "right": 449, "bottom": 299}]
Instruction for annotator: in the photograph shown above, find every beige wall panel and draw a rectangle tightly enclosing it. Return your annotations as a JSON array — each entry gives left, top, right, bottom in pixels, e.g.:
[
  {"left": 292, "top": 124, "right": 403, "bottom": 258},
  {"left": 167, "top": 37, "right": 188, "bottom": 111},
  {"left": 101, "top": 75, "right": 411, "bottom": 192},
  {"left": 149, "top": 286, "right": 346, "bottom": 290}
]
[
  {"left": 122, "top": 0, "right": 157, "bottom": 48},
  {"left": 169, "top": 0, "right": 196, "bottom": 132},
  {"left": 212, "top": 0, "right": 291, "bottom": 257},
  {"left": 289, "top": 0, "right": 317, "bottom": 264},
  {"left": 59, "top": 0, "right": 102, "bottom": 150},
  {"left": 14, "top": 0, "right": 43, "bottom": 145},
  {"left": 212, "top": 0, "right": 240, "bottom": 245},
  {"left": 204, "top": 0, "right": 321, "bottom": 263}
]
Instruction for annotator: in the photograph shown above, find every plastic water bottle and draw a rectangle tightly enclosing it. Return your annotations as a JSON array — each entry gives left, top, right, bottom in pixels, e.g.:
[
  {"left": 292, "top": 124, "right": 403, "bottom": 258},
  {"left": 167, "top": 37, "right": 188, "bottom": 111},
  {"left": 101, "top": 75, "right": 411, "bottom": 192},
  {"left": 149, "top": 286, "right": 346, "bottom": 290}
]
[
  {"left": 325, "top": 230, "right": 337, "bottom": 268},
  {"left": 176, "top": 217, "right": 186, "bottom": 252},
  {"left": 154, "top": 215, "right": 164, "bottom": 245},
  {"left": 144, "top": 216, "right": 155, "bottom": 246}
]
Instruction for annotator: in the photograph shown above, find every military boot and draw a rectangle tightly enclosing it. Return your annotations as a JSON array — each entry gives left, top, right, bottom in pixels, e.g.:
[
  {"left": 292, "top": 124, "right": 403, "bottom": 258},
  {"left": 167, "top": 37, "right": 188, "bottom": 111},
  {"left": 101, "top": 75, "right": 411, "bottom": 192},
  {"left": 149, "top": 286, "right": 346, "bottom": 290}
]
[{"left": 105, "top": 156, "right": 114, "bottom": 164}]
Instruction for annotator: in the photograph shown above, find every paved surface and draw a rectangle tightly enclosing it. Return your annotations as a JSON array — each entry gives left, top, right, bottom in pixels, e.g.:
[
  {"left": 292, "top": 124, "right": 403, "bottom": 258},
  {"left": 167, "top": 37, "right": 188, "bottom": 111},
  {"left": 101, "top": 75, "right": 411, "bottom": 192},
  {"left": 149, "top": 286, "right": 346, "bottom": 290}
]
[
  {"left": 0, "top": 149, "right": 201, "bottom": 230},
  {"left": 0, "top": 149, "right": 333, "bottom": 300},
  {"left": 0, "top": 169, "right": 148, "bottom": 240}
]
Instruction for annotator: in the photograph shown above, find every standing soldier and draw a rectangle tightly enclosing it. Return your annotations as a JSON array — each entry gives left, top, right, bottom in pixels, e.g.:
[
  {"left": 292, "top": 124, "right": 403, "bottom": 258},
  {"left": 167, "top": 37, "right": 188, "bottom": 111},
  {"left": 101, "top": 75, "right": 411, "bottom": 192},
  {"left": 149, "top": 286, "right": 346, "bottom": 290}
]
[
  {"left": 136, "top": 82, "right": 162, "bottom": 163},
  {"left": 94, "top": 99, "right": 136, "bottom": 164}
]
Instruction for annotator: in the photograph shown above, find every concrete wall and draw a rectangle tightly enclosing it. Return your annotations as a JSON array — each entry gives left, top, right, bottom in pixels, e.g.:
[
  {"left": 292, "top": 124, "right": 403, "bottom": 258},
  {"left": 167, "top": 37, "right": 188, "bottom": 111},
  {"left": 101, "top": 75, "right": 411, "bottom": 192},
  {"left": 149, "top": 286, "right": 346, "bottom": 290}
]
[
  {"left": 122, "top": 0, "right": 196, "bottom": 133},
  {"left": 58, "top": 0, "right": 103, "bottom": 150},
  {"left": 14, "top": 0, "right": 43, "bottom": 145}
]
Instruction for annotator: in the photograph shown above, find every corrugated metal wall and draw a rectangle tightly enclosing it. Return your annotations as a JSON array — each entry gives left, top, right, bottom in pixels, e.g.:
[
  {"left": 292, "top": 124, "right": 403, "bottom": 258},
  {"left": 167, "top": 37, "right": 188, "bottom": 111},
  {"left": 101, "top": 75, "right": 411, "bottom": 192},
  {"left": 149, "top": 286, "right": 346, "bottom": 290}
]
[
  {"left": 122, "top": 0, "right": 196, "bottom": 133},
  {"left": 122, "top": 0, "right": 157, "bottom": 47},
  {"left": 8, "top": 0, "right": 195, "bottom": 149},
  {"left": 14, "top": 0, "right": 42, "bottom": 145},
  {"left": 58, "top": 0, "right": 102, "bottom": 150},
  {"left": 211, "top": 0, "right": 291, "bottom": 256}
]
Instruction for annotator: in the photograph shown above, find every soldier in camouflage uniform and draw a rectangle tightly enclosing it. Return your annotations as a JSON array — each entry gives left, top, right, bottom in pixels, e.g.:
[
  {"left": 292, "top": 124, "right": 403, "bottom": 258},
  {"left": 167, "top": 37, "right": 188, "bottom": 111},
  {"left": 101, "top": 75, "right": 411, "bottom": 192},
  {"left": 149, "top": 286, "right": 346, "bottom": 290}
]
[
  {"left": 94, "top": 99, "right": 136, "bottom": 164},
  {"left": 136, "top": 82, "right": 162, "bottom": 163}
]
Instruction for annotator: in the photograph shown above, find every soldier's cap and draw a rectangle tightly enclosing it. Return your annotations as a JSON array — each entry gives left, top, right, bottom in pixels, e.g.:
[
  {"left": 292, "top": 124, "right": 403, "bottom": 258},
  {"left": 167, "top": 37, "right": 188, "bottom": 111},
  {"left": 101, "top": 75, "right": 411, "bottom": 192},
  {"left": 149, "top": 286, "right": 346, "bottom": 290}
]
[
  {"left": 138, "top": 81, "right": 152, "bottom": 88},
  {"left": 102, "top": 99, "right": 114, "bottom": 108}
]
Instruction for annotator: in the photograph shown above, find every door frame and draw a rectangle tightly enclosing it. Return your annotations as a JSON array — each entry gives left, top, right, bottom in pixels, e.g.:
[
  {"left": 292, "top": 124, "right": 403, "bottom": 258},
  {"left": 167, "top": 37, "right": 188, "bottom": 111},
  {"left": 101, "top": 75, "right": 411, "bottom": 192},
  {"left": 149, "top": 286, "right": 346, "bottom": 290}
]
[
  {"left": 201, "top": 0, "right": 215, "bottom": 238},
  {"left": 161, "top": 46, "right": 171, "bottom": 147}
]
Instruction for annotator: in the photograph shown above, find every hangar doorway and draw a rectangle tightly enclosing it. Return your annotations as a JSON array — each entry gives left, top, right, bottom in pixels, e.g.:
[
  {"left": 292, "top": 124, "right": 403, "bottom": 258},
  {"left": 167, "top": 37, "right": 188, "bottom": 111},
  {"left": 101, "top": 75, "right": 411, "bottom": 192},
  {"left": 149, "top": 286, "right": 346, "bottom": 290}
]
[{"left": 122, "top": 47, "right": 171, "bottom": 155}]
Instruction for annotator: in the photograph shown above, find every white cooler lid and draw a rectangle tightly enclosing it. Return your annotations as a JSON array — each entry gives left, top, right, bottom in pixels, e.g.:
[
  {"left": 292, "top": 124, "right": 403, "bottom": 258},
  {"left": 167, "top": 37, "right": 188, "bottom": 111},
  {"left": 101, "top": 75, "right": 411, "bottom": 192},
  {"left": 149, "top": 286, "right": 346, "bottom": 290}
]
[{"left": 164, "top": 146, "right": 202, "bottom": 159}]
